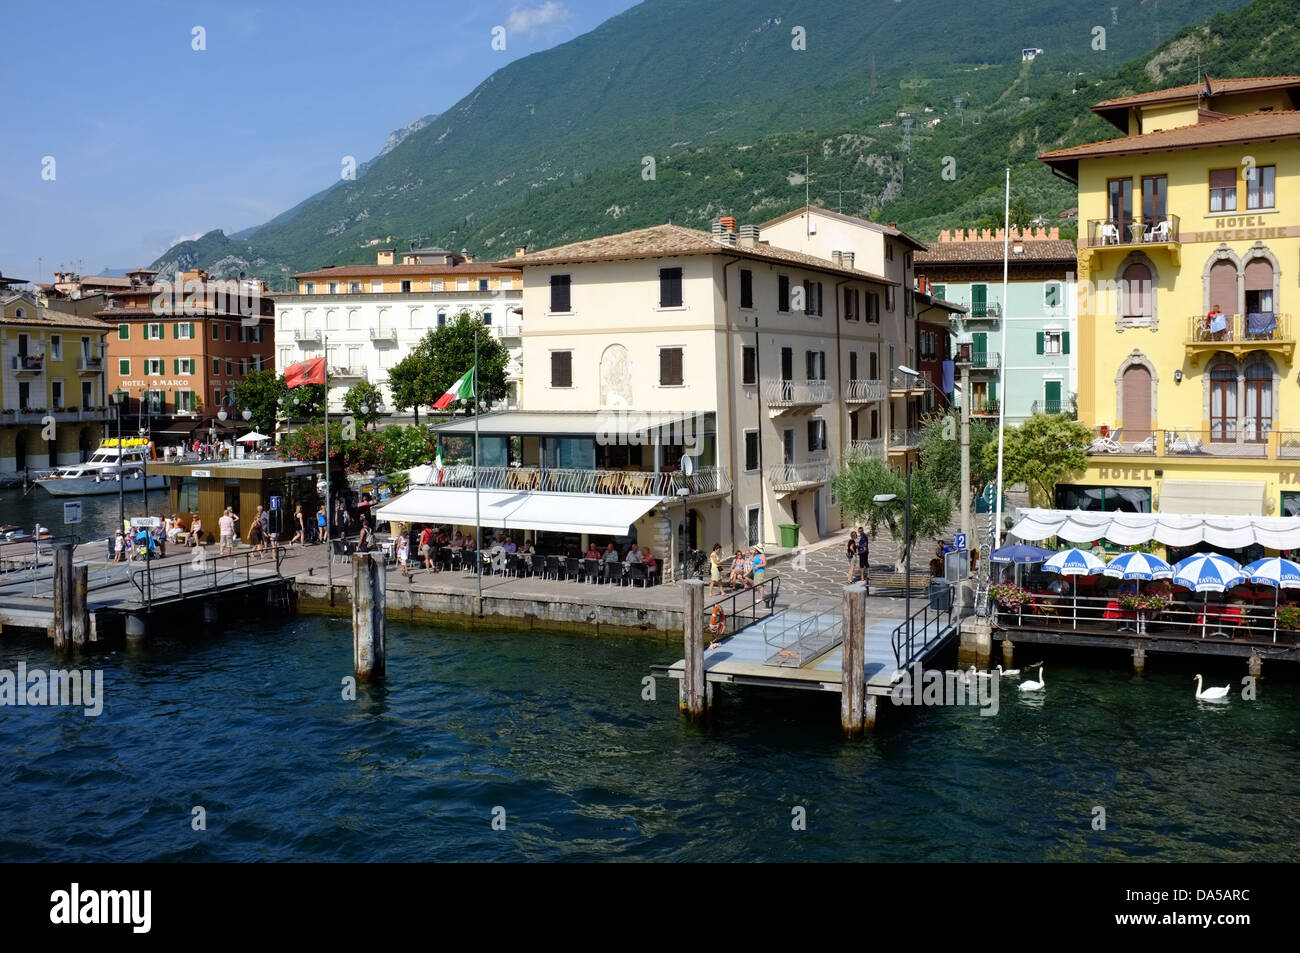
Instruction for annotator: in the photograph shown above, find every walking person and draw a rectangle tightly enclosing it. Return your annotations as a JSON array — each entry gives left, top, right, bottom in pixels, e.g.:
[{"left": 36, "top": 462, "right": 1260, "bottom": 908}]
[
  {"left": 419, "top": 525, "right": 434, "bottom": 570},
  {"left": 315, "top": 506, "right": 327, "bottom": 544},
  {"left": 846, "top": 529, "right": 860, "bottom": 583},
  {"left": 855, "top": 529, "right": 870, "bottom": 590},
  {"left": 289, "top": 505, "right": 305, "bottom": 546},
  {"left": 708, "top": 543, "right": 725, "bottom": 597},
  {"left": 219, "top": 507, "right": 238, "bottom": 556},
  {"left": 396, "top": 532, "right": 410, "bottom": 577}
]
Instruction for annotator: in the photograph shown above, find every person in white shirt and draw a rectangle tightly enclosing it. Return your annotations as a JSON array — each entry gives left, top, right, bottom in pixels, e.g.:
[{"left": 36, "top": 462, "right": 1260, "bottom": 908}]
[
  {"left": 218, "top": 508, "right": 239, "bottom": 556},
  {"left": 626, "top": 545, "right": 643, "bottom": 565}
]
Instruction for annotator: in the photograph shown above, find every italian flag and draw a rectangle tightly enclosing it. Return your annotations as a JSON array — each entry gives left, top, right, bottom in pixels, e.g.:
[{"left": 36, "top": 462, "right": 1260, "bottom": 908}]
[{"left": 432, "top": 366, "right": 475, "bottom": 410}]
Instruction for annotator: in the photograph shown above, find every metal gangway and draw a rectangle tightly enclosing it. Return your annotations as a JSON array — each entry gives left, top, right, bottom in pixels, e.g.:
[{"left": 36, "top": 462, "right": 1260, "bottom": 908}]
[{"left": 761, "top": 596, "right": 843, "bottom": 667}]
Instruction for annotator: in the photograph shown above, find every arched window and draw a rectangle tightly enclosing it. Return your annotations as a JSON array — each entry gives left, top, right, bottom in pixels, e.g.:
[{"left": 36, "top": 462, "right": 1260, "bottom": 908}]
[
  {"left": 1208, "top": 259, "right": 1237, "bottom": 318},
  {"left": 1121, "top": 263, "right": 1152, "bottom": 320},
  {"left": 1121, "top": 363, "right": 1152, "bottom": 439},
  {"left": 1210, "top": 363, "right": 1237, "bottom": 442},
  {"left": 1245, "top": 257, "right": 1275, "bottom": 321},
  {"left": 1244, "top": 359, "right": 1273, "bottom": 443}
]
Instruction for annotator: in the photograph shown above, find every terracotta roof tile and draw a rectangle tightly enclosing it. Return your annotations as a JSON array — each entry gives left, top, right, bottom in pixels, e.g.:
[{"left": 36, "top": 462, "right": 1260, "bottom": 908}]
[
  {"left": 916, "top": 239, "right": 1077, "bottom": 264},
  {"left": 293, "top": 262, "right": 522, "bottom": 280},
  {"left": 1093, "top": 76, "right": 1300, "bottom": 111},
  {"left": 0, "top": 306, "right": 113, "bottom": 331},
  {"left": 496, "top": 224, "right": 898, "bottom": 285}
]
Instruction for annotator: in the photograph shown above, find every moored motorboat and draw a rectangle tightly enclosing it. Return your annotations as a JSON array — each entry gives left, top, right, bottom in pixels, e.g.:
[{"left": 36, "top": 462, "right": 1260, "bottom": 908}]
[{"left": 35, "top": 437, "right": 166, "bottom": 497}]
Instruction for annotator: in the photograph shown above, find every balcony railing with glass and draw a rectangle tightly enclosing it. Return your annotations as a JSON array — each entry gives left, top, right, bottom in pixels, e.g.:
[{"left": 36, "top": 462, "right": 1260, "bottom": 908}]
[
  {"left": 888, "top": 370, "right": 928, "bottom": 392},
  {"left": 762, "top": 379, "right": 834, "bottom": 407},
  {"left": 10, "top": 354, "right": 45, "bottom": 374},
  {"left": 888, "top": 428, "right": 923, "bottom": 449},
  {"left": 1185, "top": 313, "right": 1293, "bottom": 364},
  {"left": 1083, "top": 214, "right": 1181, "bottom": 249},
  {"left": 765, "top": 461, "right": 831, "bottom": 492},
  {"left": 844, "top": 379, "right": 886, "bottom": 403},
  {"left": 423, "top": 464, "right": 730, "bottom": 497}
]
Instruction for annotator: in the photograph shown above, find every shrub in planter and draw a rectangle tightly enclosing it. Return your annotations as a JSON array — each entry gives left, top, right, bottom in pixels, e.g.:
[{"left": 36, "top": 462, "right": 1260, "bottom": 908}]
[
  {"left": 1277, "top": 604, "right": 1300, "bottom": 630},
  {"left": 989, "top": 582, "right": 1029, "bottom": 609}
]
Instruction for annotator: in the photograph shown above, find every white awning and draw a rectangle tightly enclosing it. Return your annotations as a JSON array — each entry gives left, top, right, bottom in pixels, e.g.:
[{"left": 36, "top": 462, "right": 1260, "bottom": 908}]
[
  {"left": 1008, "top": 508, "right": 1300, "bottom": 550},
  {"left": 1158, "top": 479, "right": 1266, "bottom": 517},
  {"left": 373, "top": 486, "right": 660, "bottom": 535}
]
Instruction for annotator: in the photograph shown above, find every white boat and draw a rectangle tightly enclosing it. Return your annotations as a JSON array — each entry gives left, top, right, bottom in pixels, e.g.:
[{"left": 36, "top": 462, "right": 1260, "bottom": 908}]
[{"left": 36, "top": 438, "right": 167, "bottom": 497}]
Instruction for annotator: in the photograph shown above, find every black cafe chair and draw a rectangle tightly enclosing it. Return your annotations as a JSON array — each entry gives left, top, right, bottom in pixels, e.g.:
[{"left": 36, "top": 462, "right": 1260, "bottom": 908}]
[
  {"left": 544, "top": 555, "right": 562, "bottom": 580},
  {"left": 582, "top": 558, "right": 600, "bottom": 584},
  {"left": 566, "top": 557, "right": 582, "bottom": 581},
  {"left": 628, "top": 563, "right": 649, "bottom": 588}
]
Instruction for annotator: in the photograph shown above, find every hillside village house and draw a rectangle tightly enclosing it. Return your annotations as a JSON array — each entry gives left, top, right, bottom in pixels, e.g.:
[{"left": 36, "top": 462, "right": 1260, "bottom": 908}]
[
  {"left": 276, "top": 246, "right": 523, "bottom": 415},
  {"left": 98, "top": 268, "right": 274, "bottom": 430},
  {"left": 0, "top": 281, "right": 113, "bottom": 476},
  {"left": 915, "top": 227, "right": 1078, "bottom": 422},
  {"left": 379, "top": 211, "right": 924, "bottom": 571},
  {"left": 1039, "top": 74, "right": 1300, "bottom": 520}
]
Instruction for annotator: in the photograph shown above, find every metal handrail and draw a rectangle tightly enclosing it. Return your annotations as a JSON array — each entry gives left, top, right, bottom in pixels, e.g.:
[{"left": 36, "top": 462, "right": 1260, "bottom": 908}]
[
  {"left": 703, "top": 573, "right": 781, "bottom": 638},
  {"left": 760, "top": 379, "right": 834, "bottom": 406},
  {"left": 421, "top": 464, "right": 731, "bottom": 497},
  {"left": 891, "top": 589, "right": 956, "bottom": 668},
  {"left": 127, "top": 548, "right": 284, "bottom": 605},
  {"left": 844, "top": 379, "right": 886, "bottom": 402}
]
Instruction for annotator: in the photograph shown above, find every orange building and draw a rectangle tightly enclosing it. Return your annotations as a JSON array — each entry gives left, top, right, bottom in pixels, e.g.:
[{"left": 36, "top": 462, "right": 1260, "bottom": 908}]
[{"left": 99, "top": 268, "right": 274, "bottom": 423}]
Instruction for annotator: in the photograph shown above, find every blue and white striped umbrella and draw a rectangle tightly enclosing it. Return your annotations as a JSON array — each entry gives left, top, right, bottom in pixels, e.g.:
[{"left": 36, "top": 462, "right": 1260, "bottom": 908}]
[
  {"left": 1243, "top": 557, "right": 1300, "bottom": 590},
  {"left": 1171, "top": 553, "right": 1244, "bottom": 593},
  {"left": 1104, "top": 551, "right": 1173, "bottom": 580},
  {"left": 1043, "top": 548, "right": 1106, "bottom": 577}
]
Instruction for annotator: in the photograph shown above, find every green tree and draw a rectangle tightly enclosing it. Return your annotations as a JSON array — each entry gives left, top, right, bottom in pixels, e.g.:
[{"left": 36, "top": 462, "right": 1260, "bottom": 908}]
[
  {"left": 233, "top": 370, "right": 285, "bottom": 436},
  {"left": 916, "top": 412, "right": 996, "bottom": 495},
  {"left": 386, "top": 351, "right": 435, "bottom": 423},
  {"left": 281, "top": 382, "right": 327, "bottom": 425},
  {"left": 980, "top": 412, "right": 1092, "bottom": 506},
  {"left": 428, "top": 311, "right": 509, "bottom": 412},
  {"left": 343, "top": 380, "right": 385, "bottom": 431},
  {"left": 833, "top": 452, "right": 954, "bottom": 570}
]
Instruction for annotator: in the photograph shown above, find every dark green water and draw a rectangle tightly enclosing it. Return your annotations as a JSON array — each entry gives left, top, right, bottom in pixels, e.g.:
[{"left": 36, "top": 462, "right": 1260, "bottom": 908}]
[{"left": 1, "top": 614, "right": 1297, "bottom": 862}]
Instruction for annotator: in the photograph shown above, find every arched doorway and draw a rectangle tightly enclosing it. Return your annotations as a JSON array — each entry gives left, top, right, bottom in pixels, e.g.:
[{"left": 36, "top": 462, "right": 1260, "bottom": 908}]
[
  {"left": 1121, "top": 364, "right": 1152, "bottom": 440},
  {"left": 1210, "top": 362, "right": 1236, "bottom": 442}
]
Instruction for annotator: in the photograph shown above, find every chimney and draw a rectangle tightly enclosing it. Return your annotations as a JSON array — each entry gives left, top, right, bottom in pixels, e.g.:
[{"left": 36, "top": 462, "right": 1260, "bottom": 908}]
[
  {"left": 514, "top": 245, "right": 528, "bottom": 257},
  {"left": 738, "top": 224, "right": 760, "bottom": 248},
  {"left": 831, "top": 251, "right": 844, "bottom": 266},
  {"left": 1049, "top": 227, "right": 1059, "bottom": 239},
  {"left": 463, "top": 253, "right": 475, "bottom": 263},
  {"left": 843, "top": 251, "right": 855, "bottom": 270},
  {"left": 720, "top": 216, "right": 737, "bottom": 232},
  {"left": 888, "top": 223, "right": 897, "bottom": 229}
]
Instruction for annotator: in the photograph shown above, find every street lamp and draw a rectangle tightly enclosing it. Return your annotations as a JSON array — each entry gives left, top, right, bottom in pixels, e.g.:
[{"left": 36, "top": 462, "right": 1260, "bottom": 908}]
[{"left": 111, "top": 388, "right": 128, "bottom": 535}]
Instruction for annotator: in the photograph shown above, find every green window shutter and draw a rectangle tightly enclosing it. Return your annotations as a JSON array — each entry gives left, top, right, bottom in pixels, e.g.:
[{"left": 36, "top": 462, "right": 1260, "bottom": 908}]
[
  {"left": 990, "top": 380, "right": 998, "bottom": 401},
  {"left": 173, "top": 322, "right": 179, "bottom": 338},
  {"left": 188, "top": 322, "right": 195, "bottom": 338},
  {"left": 1036, "top": 331, "right": 1044, "bottom": 355},
  {"left": 1062, "top": 332, "right": 1070, "bottom": 354},
  {"left": 971, "top": 284, "right": 987, "bottom": 316},
  {"left": 118, "top": 324, "right": 129, "bottom": 340}
]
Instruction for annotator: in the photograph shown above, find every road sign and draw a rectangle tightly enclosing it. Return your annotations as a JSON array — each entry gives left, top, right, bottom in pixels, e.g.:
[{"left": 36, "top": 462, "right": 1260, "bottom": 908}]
[
  {"left": 270, "top": 495, "right": 282, "bottom": 511},
  {"left": 954, "top": 532, "right": 967, "bottom": 551},
  {"left": 63, "top": 501, "right": 82, "bottom": 525}
]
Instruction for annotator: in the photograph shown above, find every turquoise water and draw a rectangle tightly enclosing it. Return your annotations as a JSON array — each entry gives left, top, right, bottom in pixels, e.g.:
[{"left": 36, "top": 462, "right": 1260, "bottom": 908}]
[{"left": 1, "top": 614, "right": 1297, "bottom": 862}]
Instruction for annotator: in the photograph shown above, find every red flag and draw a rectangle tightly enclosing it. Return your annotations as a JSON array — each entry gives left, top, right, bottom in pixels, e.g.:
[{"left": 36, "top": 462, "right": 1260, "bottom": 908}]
[{"left": 285, "top": 357, "right": 326, "bottom": 388}]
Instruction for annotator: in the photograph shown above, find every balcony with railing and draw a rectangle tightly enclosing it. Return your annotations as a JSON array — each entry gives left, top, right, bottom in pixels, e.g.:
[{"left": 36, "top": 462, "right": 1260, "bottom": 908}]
[
  {"left": 970, "top": 301, "right": 1002, "bottom": 320},
  {"left": 762, "top": 378, "right": 834, "bottom": 414},
  {"left": 844, "top": 379, "right": 886, "bottom": 403},
  {"left": 293, "top": 327, "right": 322, "bottom": 345},
  {"left": 1087, "top": 426, "right": 1282, "bottom": 459},
  {"left": 846, "top": 438, "right": 885, "bottom": 457},
  {"left": 888, "top": 370, "right": 928, "bottom": 394},
  {"left": 330, "top": 365, "right": 368, "bottom": 381},
  {"left": 971, "top": 400, "right": 1000, "bottom": 418},
  {"left": 422, "top": 464, "right": 731, "bottom": 498},
  {"left": 970, "top": 350, "right": 1001, "bottom": 371},
  {"left": 489, "top": 316, "right": 524, "bottom": 339},
  {"left": 76, "top": 355, "right": 105, "bottom": 373},
  {"left": 1029, "top": 399, "right": 1063, "bottom": 415},
  {"left": 1083, "top": 214, "right": 1181, "bottom": 252},
  {"left": 765, "top": 460, "right": 831, "bottom": 493},
  {"left": 368, "top": 326, "right": 398, "bottom": 344},
  {"left": 887, "top": 428, "right": 923, "bottom": 451},
  {"left": 1185, "top": 312, "right": 1293, "bottom": 364},
  {"left": 10, "top": 353, "right": 45, "bottom": 375}
]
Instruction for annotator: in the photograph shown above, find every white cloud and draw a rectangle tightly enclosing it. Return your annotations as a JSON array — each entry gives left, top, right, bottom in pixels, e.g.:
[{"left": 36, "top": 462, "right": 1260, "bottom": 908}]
[
  {"left": 506, "top": 2, "right": 571, "bottom": 36},
  {"left": 164, "top": 232, "right": 204, "bottom": 250}
]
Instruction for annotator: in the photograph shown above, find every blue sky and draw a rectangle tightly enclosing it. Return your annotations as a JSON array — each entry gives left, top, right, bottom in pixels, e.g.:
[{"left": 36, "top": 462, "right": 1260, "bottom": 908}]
[{"left": 0, "top": 0, "right": 640, "bottom": 283}]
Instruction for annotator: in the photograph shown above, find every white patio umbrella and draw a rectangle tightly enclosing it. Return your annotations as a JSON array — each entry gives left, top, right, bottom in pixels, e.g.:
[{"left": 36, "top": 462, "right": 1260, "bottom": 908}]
[
  {"left": 1104, "top": 551, "right": 1173, "bottom": 633},
  {"left": 1043, "top": 547, "right": 1106, "bottom": 628},
  {"left": 236, "top": 431, "right": 270, "bottom": 443},
  {"left": 1243, "top": 557, "right": 1300, "bottom": 643},
  {"left": 1171, "top": 553, "right": 1244, "bottom": 640}
]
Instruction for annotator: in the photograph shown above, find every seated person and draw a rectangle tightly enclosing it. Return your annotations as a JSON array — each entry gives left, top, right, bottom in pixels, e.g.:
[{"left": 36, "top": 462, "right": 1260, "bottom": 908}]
[
  {"left": 642, "top": 548, "right": 658, "bottom": 574},
  {"left": 585, "top": 544, "right": 600, "bottom": 560},
  {"left": 626, "top": 544, "right": 643, "bottom": 564},
  {"left": 601, "top": 543, "right": 620, "bottom": 563},
  {"left": 503, "top": 538, "right": 518, "bottom": 555}
]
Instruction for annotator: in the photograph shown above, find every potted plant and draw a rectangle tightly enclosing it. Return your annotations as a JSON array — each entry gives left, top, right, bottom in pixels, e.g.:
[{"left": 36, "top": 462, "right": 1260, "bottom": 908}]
[
  {"left": 989, "top": 582, "right": 1029, "bottom": 610},
  {"left": 1277, "top": 604, "right": 1300, "bottom": 631}
]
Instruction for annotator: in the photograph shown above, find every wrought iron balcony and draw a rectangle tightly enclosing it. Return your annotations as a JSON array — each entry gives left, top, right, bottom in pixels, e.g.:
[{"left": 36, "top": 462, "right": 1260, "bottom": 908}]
[
  {"left": 1185, "top": 312, "right": 1293, "bottom": 364},
  {"left": 844, "top": 379, "right": 886, "bottom": 403},
  {"left": 368, "top": 326, "right": 398, "bottom": 344},
  {"left": 1083, "top": 214, "right": 1181, "bottom": 249},
  {"left": 765, "top": 460, "right": 831, "bottom": 492},
  {"left": 76, "top": 356, "right": 105, "bottom": 373},
  {"left": 762, "top": 379, "right": 834, "bottom": 411},
  {"left": 846, "top": 438, "right": 885, "bottom": 457},
  {"left": 293, "top": 327, "right": 322, "bottom": 344},
  {"left": 422, "top": 464, "right": 730, "bottom": 498}
]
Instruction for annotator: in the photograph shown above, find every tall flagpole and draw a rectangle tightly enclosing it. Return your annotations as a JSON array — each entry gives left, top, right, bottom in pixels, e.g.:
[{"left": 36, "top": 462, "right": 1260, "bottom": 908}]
[
  {"left": 474, "top": 326, "right": 481, "bottom": 605},
  {"left": 993, "top": 166, "right": 1010, "bottom": 551},
  {"left": 322, "top": 311, "right": 333, "bottom": 603}
]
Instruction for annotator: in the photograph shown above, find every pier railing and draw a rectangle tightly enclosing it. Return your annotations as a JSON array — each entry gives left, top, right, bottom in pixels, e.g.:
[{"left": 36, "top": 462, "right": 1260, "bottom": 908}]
[
  {"left": 128, "top": 548, "right": 284, "bottom": 606},
  {"left": 704, "top": 574, "right": 781, "bottom": 638},
  {"left": 891, "top": 588, "right": 956, "bottom": 669}
]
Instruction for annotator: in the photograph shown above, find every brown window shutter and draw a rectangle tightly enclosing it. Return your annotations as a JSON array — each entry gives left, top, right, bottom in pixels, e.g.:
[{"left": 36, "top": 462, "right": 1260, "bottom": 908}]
[{"left": 1209, "top": 169, "right": 1236, "bottom": 189}]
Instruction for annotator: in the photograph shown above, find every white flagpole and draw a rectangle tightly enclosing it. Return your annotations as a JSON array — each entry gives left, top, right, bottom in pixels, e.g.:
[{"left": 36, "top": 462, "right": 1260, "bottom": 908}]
[
  {"left": 994, "top": 166, "right": 1010, "bottom": 551},
  {"left": 323, "top": 351, "right": 333, "bottom": 602},
  {"left": 474, "top": 327, "right": 481, "bottom": 606}
]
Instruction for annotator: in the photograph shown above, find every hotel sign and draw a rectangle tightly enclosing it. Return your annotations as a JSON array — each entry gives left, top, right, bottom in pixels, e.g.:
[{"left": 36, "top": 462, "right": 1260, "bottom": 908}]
[
  {"left": 120, "top": 379, "right": 192, "bottom": 388},
  {"left": 1191, "top": 220, "right": 1297, "bottom": 244},
  {"left": 1095, "top": 467, "right": 1156, "bottom": 480}
]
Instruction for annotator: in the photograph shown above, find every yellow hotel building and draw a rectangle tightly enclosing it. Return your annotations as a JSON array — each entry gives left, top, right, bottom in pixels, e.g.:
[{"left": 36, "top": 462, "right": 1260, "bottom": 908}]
[{"left": 1039, "top": 75, "right": 1300, "bottom": 518}]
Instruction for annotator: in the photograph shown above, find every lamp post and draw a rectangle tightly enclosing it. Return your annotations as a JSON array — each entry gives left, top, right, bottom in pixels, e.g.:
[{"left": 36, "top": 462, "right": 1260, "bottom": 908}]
[{"left": 874, "top": 485, "right": 912, "bottom": 631}]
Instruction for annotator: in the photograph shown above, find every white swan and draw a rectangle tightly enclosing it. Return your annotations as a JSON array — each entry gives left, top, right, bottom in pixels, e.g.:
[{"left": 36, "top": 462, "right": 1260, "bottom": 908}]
[
  {"left": 969, "top": 665, "right": 993, "bottom": 680},
  {"left": 1019, "top": 665, "right": 1045, "bottom": 692},
  {"left": 1193, "top": 674, "right": 1231, "bottom": 701},
  {"left": 995, "top": 664, "right": 1020, "bottom": 677}
]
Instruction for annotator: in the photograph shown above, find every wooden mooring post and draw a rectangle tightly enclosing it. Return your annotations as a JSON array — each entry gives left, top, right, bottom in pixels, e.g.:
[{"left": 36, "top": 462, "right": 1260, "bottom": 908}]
[
  {"left": 680, "top": 579, "right": 708, "bottom": 721},
  {"left": 352, "top": 552, "right": 386, "bottom": 680},
  {"left": 51, "top": 542, "right": 74, "bottom": 652},
  {"left": 70, "top": 565, "right": 89, "bottom": 649},
  {"left": 841, "top": 583, "right": 868, "bottom": 735}
]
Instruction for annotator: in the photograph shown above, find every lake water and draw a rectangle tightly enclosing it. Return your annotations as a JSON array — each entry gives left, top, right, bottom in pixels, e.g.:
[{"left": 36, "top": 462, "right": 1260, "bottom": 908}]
[{"left": 2, "top": 612, "right": 1297, "bottom": 862}]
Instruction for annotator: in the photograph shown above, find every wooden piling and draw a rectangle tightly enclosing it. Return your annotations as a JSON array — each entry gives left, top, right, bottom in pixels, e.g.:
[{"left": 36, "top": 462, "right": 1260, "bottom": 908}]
[
  {"left": 51, "top": 542, "right": 73, "bottom": 652},
  {"left": 680, "top": 579, "right": 706, "bottom": 721},
  {"left": 1132, "top": 645, "right": 1146, "bottom": 674},
  {"left": 840, "top": 583, "right": 867, "bottom": 736},
  {"left": 1001, "top": 637, "right": 1015, "bottom": 669},
  {"left": 70, "top": 565, "right": 89, "bottom": 649},
  {"left": 1248, "top": 649, "right": 1262, "bottom": 680},
  {"left": 352, "top": 552, "right": 386, "bottom": 680}
]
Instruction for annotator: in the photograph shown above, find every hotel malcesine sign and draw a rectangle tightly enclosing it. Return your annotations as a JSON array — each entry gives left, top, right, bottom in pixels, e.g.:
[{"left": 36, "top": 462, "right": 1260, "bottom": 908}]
[
  {"left": 120, "top": 379, "right": 191, "bottom": 388},
  {"left": 1192, "top": 219, "right": 1296, "bottom": 242},
  {"left": 1097, "top": 466, "right": 1300, "bottom": 483}
]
